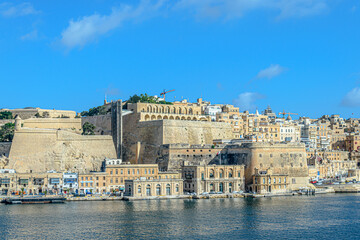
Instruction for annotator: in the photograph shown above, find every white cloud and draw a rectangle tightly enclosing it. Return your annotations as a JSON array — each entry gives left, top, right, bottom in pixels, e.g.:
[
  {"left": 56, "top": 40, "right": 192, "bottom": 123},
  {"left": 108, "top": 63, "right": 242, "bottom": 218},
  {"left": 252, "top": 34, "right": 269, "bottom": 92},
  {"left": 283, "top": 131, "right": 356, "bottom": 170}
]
[
  {"left": 232, "top": 92, "right": 265, "bottom": 111},
  {"left": 0, "top": 2, "right": 40, "bottom": 18},
  {"left": 175, "top": 0, "right": 328, "bottom": 20},
  {"left": 341, "top": 88, "right": 360, "bottom": 107},
  {"left": 59, "top": 0, "right": 166, "bottom": 49},
  {"left": 255, "top": 64, "right": 286, "bottom": 80},
  {"left": 20, "top": 30, "right": 38, "bottom": 41}
]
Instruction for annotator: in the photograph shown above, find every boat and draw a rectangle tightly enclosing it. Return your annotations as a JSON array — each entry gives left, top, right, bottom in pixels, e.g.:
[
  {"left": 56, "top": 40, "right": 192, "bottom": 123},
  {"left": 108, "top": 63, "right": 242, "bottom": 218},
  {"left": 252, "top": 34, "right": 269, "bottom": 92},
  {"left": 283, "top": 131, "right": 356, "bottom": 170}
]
[{"left": 3, "top": 197, "right": 66, "bottom": 204}]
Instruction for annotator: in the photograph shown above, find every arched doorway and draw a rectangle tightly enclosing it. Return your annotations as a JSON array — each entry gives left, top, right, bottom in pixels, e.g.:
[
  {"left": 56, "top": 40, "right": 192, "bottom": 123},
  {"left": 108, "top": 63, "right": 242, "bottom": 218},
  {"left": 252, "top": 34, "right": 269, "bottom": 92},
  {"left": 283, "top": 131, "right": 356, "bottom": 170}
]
[
  {"left": 146, "top": 184, "right": 151, "bottom": 196},
  {"left": 219, "top": 183, "right": 224, "bottom": 193},
  {"left": 166, "top": 184, "right": 171, "bottom": 195},
  {"left": 156, "top": 184, "right": 161, "bottom": 195}
]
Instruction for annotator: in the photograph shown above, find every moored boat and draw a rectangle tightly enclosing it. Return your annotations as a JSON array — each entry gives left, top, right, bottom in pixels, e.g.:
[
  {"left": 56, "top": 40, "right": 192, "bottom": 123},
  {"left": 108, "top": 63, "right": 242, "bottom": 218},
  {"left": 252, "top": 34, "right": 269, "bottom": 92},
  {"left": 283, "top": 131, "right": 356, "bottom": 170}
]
[{"left": 4, "top": 197, "right": 66, "bottom": 204}]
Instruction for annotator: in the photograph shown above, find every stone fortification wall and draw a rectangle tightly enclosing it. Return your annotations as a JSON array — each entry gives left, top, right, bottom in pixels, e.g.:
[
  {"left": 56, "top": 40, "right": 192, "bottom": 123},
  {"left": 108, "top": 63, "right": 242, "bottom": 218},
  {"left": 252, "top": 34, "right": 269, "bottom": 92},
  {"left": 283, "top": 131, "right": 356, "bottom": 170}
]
[
  {"left": 23, "top": 118, "right": 82, "bottom": 130},
  {"left": 226, "top": 142, "right": 309, "bottom": 190},
  {"left": 123, "top": 114, "right": 233, "bottom": 164},
  {"left": 7, "top": 129, "right": 116, "bottom": 173},
  {"left": 81, "top": 115, "right": 112, "bottom": 135},
  {"left": 1, "top": 109, "right": 76, "bottom": 119},
  {"left": 0, "top": 119, "right": 14, "bottom": 127},
  {"left": 0, "top": 142, "right": 11, "bottom": 157}
]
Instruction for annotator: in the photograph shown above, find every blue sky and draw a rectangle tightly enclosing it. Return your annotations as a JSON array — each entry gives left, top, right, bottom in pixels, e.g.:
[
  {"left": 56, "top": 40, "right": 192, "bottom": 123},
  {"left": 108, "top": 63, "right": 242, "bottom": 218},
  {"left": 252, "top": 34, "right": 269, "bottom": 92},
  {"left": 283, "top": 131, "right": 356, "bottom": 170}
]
[{"left": 1, "top": 0, "right": 360, "bottom": 118}]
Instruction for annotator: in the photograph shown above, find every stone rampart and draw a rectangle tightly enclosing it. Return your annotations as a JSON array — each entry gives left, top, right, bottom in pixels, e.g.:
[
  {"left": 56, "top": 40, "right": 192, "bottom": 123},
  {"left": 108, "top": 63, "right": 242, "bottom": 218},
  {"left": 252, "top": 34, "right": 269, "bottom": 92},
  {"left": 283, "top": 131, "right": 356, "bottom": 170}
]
[
  {"left": 23, "top": 118, "right": 82, "bottom": 130},
  {"left": 0, "top": 142, "right": 11, "bottom": 157},
  {"left": 7, "top": 129, "right": 116, "bottom": 173},
  {"left": 81, "top": 115, "right": 112, "bottom": 135}
]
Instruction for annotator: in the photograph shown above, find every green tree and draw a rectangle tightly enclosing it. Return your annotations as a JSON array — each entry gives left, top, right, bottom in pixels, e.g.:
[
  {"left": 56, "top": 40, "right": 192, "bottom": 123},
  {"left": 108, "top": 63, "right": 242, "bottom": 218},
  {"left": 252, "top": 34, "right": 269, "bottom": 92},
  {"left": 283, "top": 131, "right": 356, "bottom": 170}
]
[
  {"left": 82, "top": 122, "right": 96, "bottom": 135},
  {"left": 0, "top": 123, "right": 15, "bottom": 142},
  {"left": 81, "top": 105, "right": 108, "bottom": 117},
  {"left": 127, "top": 93, "right": 173, "bottom": 105},
  {"left": 0, "top": 111, "right": 13, "bottom": 119}
]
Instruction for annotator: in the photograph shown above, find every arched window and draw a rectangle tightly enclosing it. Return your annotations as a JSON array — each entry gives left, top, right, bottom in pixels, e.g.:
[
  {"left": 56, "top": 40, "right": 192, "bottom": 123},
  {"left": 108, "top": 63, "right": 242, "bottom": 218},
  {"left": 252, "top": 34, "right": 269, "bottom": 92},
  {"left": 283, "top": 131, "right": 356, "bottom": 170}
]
[
  {"left": 189, "top": 108, "right": 193, "bottom": 114},
  {"left": 228, "top": 169, "right": 233, "bottom": 178},
  {"left": 166, "top": 184, "right": 171, "bottom": 195},
  {"left": 219, "top": 169, "right": 224, "bottom": 178},
  {"left": 179, "top": 108, "right": 182, "bottom": 114},
  {"left": 176, "top": 184, "right": 179, "bottom": 192},
  {"left": 219, "top": 182, "right": 224, "bottom": 192},
  {"left": 146, "top": 184, "right": 151, "bottom": 196},
  {"left": 156, "top": 184, "right": 161, "bottom": 195},
  {"left": 209, "top": 169, "right": 215, "bottom": 178}
]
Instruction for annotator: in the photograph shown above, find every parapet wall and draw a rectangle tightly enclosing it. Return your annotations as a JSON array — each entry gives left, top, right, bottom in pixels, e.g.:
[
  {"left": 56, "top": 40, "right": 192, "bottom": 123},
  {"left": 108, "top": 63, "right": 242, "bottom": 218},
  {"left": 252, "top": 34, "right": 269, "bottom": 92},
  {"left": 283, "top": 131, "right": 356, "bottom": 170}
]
[
  {"left": 23, "top": 118, "right": 82, "bottom": 130},
  {"left": 1, "top": 109, "right": 76, "bottom": 119}
]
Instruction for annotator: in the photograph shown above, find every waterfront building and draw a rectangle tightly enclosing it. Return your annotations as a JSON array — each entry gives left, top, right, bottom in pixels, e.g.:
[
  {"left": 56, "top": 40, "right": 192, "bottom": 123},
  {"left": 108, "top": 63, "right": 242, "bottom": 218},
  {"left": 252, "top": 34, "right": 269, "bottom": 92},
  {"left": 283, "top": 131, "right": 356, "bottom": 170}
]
[
  {"left": 124, "top": 171, "right": 183, "bottom": 197},
  {"left": 105, "top": 163, "right": 159, "bottom": 192},
  {"left": 251, "top": 168, "right": 289, "bottom": 194},
  {"left": 63, "top": 172, "right": 78, "bottom": 194},
  {"left": 182, "top": 164, "right": 245, "bottom": 194}
]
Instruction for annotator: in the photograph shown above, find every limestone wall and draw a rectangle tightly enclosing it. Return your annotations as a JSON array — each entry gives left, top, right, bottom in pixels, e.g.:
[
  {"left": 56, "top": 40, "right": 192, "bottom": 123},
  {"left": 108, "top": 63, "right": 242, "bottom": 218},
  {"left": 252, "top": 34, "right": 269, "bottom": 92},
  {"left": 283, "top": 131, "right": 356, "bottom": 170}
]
[
  {"left": 7, "top": 129, "right": 116, "bottom": 173},
  {"left": 0, "top": 142, "right": 11, "bottom": 157},
  {"left": 226, "top": 143, "right": 309, "bottom": 190},
  {"left": 0, "top": 119, "right": 14, "bottom": 127},
  {"left": 123, "top": 115, "right": 233, "bottom": 164},
  {"left": 1, "top": 109, "right": 76, "bottom": 119},
  {"left": 23, "top": 118, "right": 82, "bottom": 130},
  {"left": 81, "top": 115, "right": 112, "bottom": 135}
]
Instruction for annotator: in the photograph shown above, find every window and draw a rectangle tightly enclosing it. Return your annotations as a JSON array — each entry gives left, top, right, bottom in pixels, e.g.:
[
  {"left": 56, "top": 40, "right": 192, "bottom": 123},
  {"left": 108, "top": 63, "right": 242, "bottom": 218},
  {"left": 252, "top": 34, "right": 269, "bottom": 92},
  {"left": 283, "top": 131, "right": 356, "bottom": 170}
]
[
  {"left": 138, "top": 185, "right": 141, "bottom": 193},
  {"left": 201, "top": 172, "right": 204, "bottom": 180},
  {"left": 279, "top": 178, "right": 281, "bottom": 184},
  {"left": 176, "top": 184, "right": 179, "bottom": 192},
  {"left": 152, "top": 169, "right": 154, "bottom": 174},
  {"left": 219, "top": 170, "right": 224, "bottom": 178},
  {"left": 209, "top": 170, "right": 214, "bottom": 178},
  {"left": 263, "top": 178, "right": 265, "bottom": 184},
  {"left": 166, "top": 184, "right": 171, "bottom": 195},
  {"left": 284, "top": 177, "right": 286, "bottom": 183},
  {"left": 137, "top": 169, "right": 139, "bottom": 174},
  {"left": 121, "top": 169, "right": 123, "bottom": 174},
  {"left": 273, "top": 178, "right": 276, "bottom": 183},
  {"left": 238, "top": 171, "right": 240, "bottom": 178},
  {"left": 132, "top": 169, "right": 135, "bottom": 175},
  {"left": 145, "top": 169, "right": 147, "bottom": 174},
  {"left": 146, "top": 185, "right": 151, "bottom": 196},
  {"left": 110, "top": 171, "right": 113, "bottom": 175},
  {"left": 128, "top": 170, "right": 130, "bottom": 174}
]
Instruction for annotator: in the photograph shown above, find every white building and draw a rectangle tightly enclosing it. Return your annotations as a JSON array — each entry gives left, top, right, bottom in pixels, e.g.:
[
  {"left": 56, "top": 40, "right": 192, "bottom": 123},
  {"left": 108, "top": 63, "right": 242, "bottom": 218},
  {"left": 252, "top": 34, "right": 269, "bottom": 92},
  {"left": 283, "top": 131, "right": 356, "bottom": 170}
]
[
  {"left": 62, "top": 172, "right": 78, "bottom": 193},
  {"left": 204, "top": 105, "right": 222, "bottom": 121},
  {"left": 280, "top": 125, "right": 300, "bottom": 142}
]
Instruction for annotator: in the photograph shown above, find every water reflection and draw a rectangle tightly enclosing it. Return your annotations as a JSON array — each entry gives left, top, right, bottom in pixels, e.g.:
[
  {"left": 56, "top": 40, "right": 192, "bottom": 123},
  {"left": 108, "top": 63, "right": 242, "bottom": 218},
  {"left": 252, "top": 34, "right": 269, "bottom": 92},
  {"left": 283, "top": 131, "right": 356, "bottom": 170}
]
[{"left": 0, "top": 194, "right": 359, "bottom": 239}]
